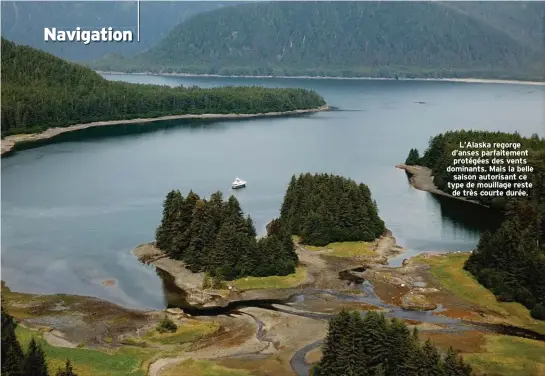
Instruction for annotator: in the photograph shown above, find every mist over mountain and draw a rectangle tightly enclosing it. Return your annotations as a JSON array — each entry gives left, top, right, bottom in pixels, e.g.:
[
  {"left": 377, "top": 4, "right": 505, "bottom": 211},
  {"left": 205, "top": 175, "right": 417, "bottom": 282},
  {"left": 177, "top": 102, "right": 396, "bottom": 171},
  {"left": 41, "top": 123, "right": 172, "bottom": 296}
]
[
  {"left": 92, "top": 1, "right": 545, "bottom": 80},
  {"left": 0, "top": 1, "right": 239, "bottom": 62}
]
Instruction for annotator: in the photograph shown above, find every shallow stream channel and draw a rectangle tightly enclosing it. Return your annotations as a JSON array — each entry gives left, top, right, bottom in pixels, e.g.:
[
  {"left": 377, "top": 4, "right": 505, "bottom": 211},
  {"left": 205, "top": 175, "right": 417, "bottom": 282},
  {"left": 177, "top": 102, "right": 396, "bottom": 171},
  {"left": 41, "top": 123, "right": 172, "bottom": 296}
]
[{"left": 158, "top": 265, "right": 545, "bottom": 376}]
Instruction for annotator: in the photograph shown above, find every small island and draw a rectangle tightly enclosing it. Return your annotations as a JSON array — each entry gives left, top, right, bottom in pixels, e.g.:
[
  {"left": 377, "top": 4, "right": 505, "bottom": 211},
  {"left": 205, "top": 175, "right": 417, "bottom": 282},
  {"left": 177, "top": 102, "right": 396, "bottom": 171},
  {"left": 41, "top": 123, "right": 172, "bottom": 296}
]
[
  {"left": 0, "top": 38, "right": 327, "bottom": 155},
  {"left": 134, "top": 173, "right": 401, "bottom": 308}
]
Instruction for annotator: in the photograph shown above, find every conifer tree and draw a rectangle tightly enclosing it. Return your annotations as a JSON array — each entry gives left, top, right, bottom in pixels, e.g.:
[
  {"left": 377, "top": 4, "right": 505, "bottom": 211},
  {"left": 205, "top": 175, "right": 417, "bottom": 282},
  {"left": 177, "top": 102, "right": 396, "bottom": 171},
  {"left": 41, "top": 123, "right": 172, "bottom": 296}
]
[
  {"left": 1, "top": 303, "right": 24, "bottom": 376},
  {"left": 156, "top": 188, "right": 299, "bottom": 279},
  {"left": 155, "top": 190, "right": 178, "bottom": 252},
  {"left": 405, "top": 148, "right": 421, "bottom": 165},
  {"left": 211, "top": 218, "right": 238, "bottom": 279},
  {"left": 385, "top": 318, "right": 414, "bottom": 375},
  {"left": 245, "top": 215, "right": 257, "bottom": 238},
  {"left": 419, "top": 339, "right": 444, "bottom": 376},
  {"left": 314, "top": 310, "right": 473, "bottom": 376},
  {"left": 443, "top": 347, "right": 459, "bottom": 375},
  {"left": 184, "top": 199, "right": 208, "bottom": 271},
  {"left": 22, "top": 338, "right": 48, "bottom": 376},
  {"left": 361, "top": 311, "right": 389, "bottom": 370},
  {"left": 279, "top": 173, "right": 385, "bottom": 245}
]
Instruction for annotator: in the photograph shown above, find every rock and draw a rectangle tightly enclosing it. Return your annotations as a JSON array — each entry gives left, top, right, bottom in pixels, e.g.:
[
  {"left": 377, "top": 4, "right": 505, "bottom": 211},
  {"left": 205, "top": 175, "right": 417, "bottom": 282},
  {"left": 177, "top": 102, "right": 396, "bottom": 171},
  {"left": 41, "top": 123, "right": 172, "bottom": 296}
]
[
  {"left": 400, "top": 292, "right": 438, "bottom": 311},
  {"left": 166, "top": 308, "right": 184, "bottom": 316}
]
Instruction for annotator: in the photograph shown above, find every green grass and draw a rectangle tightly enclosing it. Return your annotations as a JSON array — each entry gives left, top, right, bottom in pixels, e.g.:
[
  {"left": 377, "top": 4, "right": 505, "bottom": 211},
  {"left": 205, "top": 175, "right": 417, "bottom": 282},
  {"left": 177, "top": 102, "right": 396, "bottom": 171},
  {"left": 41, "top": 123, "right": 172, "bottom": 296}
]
[
  {"left": 12, "top": 309, "right": 221, "bottom": 376},
  {"left": 230, "top": 266, "right": 307, "bottom": 290},
  {"left": 162, "top": 359, "right": 252, "bottom": 376},
  {"left": 143, "top": 319, "right": 218, "bottom": 345},
  {"left": 16, "top": 326, "right": 150, "bottom": 376},
  {"left": 301, "top": 241, "right": 376, "bottom": 258},
  {"left": 465, "top": 335, "right": 545, "bottom": 376},
  {"left": 418, "top": 253, "right": 545, "bottom": 334}
]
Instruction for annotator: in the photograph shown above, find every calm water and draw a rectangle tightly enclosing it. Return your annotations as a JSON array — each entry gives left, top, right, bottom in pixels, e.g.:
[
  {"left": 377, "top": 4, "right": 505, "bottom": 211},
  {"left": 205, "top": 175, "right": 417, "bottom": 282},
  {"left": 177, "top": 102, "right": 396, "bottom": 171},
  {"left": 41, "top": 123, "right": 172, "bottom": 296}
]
[{"left": 2, "top": 75, "right": 544, "bottom": 309}]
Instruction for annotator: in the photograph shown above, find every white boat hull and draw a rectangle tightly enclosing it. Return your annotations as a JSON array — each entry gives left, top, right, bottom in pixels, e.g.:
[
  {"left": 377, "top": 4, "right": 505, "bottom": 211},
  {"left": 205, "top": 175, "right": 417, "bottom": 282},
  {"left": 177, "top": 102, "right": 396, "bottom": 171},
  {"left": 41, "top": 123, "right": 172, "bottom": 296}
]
[{"left": 232, "top": 183, "right": 246, "bottom": 189}]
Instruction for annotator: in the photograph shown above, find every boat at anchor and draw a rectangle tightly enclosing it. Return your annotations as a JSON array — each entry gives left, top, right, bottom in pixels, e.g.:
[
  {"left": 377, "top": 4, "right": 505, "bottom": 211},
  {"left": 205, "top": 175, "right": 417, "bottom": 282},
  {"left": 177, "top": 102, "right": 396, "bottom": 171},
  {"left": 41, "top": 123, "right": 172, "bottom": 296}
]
[{"left": 232, "top": 177, "right": 247, "bottom": 189}]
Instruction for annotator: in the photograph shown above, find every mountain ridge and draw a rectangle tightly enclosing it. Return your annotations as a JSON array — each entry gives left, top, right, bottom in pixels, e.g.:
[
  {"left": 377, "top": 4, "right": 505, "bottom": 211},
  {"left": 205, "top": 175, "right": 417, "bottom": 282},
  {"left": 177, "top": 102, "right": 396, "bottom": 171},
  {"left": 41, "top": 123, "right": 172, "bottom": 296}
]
[
  {"left": 91, "top": 1, "right": 545, "bottom": 81},
  {"left": 0, "top": 1, "right": 241, "bottom": 61}
]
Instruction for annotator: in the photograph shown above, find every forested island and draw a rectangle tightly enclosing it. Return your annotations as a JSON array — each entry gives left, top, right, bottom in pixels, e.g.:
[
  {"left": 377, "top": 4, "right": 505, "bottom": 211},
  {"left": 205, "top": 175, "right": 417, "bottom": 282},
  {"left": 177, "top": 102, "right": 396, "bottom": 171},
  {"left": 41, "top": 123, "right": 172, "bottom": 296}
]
[
  {"left": 279, "top": 173, "right": 385, "bottom": 246},
  {"left": 312, "top": 310, "right": 472, "bottom": 376},
  {"left": 0, "top": 38, "right": 326, "bottom": 137},
  {"left": 405, "top": 131, "right": 545, "bottom": 320},
  {"left": 91, "top": 2, "right": 545, "bottom": 81},
  {"left": 155, "top": 190, "right": 298, "bottom": 280}
]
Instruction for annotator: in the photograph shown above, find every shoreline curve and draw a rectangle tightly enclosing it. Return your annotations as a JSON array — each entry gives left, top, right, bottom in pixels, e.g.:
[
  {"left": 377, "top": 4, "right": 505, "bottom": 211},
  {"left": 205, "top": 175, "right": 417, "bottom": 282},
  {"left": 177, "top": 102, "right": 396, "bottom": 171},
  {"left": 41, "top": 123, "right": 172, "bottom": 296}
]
[
  {"left": 1, "top": 104, "right": 329, "bottom": 156},
  {"left": 396, "top": 163, "right": 488, "bottom": 208},
  {"left": 99, "top": 71, "right": 545, "bottom": 86}
]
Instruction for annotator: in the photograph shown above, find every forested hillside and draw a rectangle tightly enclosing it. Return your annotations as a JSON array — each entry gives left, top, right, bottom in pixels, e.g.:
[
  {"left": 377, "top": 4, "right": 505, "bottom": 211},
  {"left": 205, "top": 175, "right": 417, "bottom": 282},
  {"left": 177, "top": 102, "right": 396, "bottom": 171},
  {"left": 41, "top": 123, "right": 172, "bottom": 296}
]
[
  {"left": 155, "top": 190, "right": 298, "bottom": 280},
  {"left": 0, "top": 39, "right": 325, "bottom": 135},
  {"left": 406, "top": 131, "right": 545, "bottom": 320},
  {"left": 279, "top": 173, "right": 385, "bottom": 246},
  {"left": 438, "top": 1, "right": 545, "bottom": 52},
  {"left": 93, "top": 1, "right": 545, "bottom": 80},
  {"left": 0, "top": 1, "right": 238, "bottom": 61},
  {"left": 312, "top": 310, "right": 473, "bottom": 376}
]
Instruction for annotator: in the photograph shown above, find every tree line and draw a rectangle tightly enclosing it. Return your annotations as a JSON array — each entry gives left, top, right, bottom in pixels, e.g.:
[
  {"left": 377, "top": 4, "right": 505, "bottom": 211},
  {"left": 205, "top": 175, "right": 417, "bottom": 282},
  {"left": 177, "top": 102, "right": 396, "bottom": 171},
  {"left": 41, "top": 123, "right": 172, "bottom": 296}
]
[
  {"left": 408, "top": 130, "right": 545, "bottom": 209},
  {"left": 2, "top": 304, "right": 76, "bottom": 376},
  {"left": 0, "top": 38, "right": 326, "bottom": 136},
  {"left": 279, "top": 173, "right": 385, "bottom": 246},
  {"left": 464, "top": 150, "right": 545, "bottom": 320},
  {"left": 406, "top": 131, "right": 545, "bottom": 320},
  {"left": 312, "top": 310, "right": 473, "bottom": 376},
  {"left": 91, "top": 2, "right": 544, "bottom": 81},
  {"left": 155, "top": 190, "right": 298, "bottom": 280}
]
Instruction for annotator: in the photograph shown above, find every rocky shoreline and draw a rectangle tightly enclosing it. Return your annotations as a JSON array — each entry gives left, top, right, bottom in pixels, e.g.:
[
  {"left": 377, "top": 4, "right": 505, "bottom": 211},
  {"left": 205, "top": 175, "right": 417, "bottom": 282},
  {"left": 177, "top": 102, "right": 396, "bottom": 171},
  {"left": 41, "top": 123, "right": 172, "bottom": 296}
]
[
  {"left": 133, "top": 243, "right": 305, "bottom": 308},
  {"left": 396, "top": 164, "right": 488, "bottom": 207},
  {"left": 132, "top": 230, "right": 403, "bottom": 309},
  {"left": 1, "top": 104, "right": 329, "bottom": 156}
]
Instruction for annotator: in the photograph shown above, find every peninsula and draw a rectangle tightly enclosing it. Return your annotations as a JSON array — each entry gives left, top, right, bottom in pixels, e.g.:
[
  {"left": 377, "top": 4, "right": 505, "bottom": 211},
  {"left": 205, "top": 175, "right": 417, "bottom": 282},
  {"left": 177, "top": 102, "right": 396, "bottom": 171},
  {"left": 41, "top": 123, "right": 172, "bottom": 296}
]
[{"left": 0, "top": 38, "right": 327, "bottom": 154}]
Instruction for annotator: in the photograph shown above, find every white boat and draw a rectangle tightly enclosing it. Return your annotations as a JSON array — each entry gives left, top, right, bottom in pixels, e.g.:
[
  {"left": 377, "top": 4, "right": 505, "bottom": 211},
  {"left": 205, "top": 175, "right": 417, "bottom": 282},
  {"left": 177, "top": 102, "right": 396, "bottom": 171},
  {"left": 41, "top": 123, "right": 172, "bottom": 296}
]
[{"left": 232, "top": 177, "right": 247, "bottom": 189}]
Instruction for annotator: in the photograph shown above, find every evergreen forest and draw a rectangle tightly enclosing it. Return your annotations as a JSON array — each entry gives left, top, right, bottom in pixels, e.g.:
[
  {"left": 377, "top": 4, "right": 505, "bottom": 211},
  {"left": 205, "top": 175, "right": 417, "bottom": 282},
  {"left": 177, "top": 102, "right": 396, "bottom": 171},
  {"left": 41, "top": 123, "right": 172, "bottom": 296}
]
[
  {"left": 279, "top": 173, "right": 385, "bottom": 246},
  {"left": 405, "top": 148, "right": 421, "bottom": 166},
  {"left": 406, "top": 131, "right": 545, "bottom": 320},
  {"left": 312, "top": 310, "right": 473, "bottom": 376},
  {"left": 0, "top": 38, "right": 326, "bottom": 136},
  {"left": 1, "top": 1, "right": 238, "bottom": 62},
  {"left": 92, "top": 2, "right": 545, "bottom": 81},
  {"left": 1, "top": 303, "right": 76, "bottom": 376},
  {"left": 155, "top": 190, "right": 298, "bottom": 280}
]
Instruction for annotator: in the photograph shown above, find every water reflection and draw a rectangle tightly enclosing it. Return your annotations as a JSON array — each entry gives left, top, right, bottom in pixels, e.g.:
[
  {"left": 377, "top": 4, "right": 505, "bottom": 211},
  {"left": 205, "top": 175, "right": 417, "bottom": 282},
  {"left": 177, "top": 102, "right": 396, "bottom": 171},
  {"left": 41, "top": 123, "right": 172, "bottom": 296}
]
[
  {"left": 431, "top": 194, "right": 503, "bottom": 234},
  {"left": 6, "top": 112, "right": 320, "bottom": 156}
]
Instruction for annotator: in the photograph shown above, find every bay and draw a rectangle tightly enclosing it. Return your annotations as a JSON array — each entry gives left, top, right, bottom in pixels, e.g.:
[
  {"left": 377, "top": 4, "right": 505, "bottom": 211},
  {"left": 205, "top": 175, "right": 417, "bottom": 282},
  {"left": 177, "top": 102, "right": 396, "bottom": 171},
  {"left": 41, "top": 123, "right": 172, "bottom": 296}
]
[{"left": 2, "top": 74, "right": 543, "bottom": 309}]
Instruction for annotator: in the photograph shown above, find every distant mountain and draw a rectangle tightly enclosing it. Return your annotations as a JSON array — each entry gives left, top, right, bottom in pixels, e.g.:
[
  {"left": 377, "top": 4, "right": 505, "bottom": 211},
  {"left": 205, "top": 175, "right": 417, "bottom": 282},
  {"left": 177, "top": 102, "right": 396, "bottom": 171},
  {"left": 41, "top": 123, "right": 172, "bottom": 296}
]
[
  {"left": 437, "top": 1, "right": 545, "bottom": 53},
  {"left": 0, "top": 1, "right": 239, "bottom": 62},
  {"left": 93, "top": 1, "right": 545, "bottom": 80}
]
